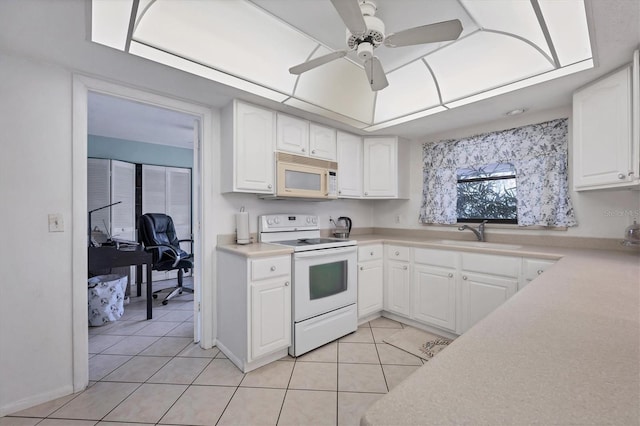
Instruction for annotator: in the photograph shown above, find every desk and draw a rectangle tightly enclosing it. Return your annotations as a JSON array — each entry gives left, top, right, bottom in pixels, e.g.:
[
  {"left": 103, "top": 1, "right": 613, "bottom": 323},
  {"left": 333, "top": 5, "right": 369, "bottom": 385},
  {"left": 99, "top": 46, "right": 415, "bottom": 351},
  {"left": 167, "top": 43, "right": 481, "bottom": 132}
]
[{"left": 88, "top": 246, "right": 154, "bottom": 319}]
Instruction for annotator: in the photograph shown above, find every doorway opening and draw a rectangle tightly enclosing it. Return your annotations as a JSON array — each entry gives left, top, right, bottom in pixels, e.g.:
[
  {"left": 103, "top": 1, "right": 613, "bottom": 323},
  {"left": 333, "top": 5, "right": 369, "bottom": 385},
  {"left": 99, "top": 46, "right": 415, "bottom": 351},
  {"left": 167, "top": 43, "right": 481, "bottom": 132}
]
[{"left": 72, "top": 75, "right": 215, "bottom": 392}]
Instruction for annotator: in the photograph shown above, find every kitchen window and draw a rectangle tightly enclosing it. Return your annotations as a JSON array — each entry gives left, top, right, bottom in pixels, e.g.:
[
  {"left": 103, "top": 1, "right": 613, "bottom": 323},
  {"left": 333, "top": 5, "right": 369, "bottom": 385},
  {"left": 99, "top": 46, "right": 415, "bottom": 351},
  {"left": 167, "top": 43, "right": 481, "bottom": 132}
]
[
  {"left": 456, "top": 163, "right": 517, "bottom": 224},
  {"left": 419, "top": 118, "right": 576, "bottom": 227}
]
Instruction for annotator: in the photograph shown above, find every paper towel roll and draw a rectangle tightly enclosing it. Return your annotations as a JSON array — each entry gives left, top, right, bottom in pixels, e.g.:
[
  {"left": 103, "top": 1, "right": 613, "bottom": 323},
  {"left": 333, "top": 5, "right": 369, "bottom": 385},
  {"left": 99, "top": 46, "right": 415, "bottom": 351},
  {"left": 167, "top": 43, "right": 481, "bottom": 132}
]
[{"left": 235, "top": 211, "right": 251, "bottom": 245}]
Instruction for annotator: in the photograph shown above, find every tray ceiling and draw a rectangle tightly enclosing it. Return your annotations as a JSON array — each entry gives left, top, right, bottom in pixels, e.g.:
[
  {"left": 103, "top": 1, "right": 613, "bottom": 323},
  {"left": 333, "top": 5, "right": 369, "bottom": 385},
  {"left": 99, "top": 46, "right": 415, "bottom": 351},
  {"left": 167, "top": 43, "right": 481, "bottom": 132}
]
[{"left": 91, "top": 0, "right": 593, "bottom": 132}]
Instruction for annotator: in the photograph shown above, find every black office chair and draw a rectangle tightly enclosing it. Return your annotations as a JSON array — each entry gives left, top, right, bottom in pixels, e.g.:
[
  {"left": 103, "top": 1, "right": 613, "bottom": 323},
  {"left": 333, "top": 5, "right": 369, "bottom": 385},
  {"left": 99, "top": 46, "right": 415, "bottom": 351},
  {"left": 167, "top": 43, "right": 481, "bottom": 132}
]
[{"left": 138, "top": 213, "right": 194, "bottom": 305}]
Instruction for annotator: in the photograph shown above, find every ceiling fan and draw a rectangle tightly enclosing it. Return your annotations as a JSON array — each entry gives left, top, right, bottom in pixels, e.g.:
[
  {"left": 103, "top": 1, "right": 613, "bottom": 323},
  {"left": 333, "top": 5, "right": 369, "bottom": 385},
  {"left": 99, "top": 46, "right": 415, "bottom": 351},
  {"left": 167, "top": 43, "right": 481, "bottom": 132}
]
[{"left": 289, "top": 0, "right": 463, "bottom": 91}]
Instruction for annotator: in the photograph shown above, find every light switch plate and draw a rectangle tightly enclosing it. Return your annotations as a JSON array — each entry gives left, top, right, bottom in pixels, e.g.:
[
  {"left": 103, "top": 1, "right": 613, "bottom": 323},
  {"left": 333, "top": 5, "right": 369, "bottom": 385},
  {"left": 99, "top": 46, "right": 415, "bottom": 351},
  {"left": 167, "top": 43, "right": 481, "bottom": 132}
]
[{"left": 48, "top": 213, "right": 64, "bottom": 232}]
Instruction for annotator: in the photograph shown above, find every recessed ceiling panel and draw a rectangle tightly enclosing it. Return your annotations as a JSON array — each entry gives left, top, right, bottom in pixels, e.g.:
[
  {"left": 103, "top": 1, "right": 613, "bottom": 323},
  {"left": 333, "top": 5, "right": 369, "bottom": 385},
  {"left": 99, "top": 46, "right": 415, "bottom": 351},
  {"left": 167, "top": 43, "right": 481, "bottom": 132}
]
[
  {"left": 538, "top": 0, "right": 592, "bottom": 66},
  {"left": 461, "top": 0, "right": 552, "bottom": 60},
  {"left": 133, "top": 0, "right": 317, "bottom": 95},
  {"left": 295, "top": 47, "right": 375, "bottom": 124},
  {"left": 428, "top": 31, "right": 555, "bottom": 103},
  {"left": 374, "top": 60, "right": 441, "bottom": 123}
]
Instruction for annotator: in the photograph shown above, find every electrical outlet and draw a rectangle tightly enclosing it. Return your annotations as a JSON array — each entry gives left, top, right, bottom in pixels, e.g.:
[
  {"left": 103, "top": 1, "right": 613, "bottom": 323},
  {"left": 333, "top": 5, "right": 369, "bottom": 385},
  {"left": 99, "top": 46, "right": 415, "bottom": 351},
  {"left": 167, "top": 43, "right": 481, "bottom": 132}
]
[
  {"left": 48, "top": 213, "right": 64, "bottom": 232},
  {"left": 395, "top": 215, "right": 401, "bottom": 224}
]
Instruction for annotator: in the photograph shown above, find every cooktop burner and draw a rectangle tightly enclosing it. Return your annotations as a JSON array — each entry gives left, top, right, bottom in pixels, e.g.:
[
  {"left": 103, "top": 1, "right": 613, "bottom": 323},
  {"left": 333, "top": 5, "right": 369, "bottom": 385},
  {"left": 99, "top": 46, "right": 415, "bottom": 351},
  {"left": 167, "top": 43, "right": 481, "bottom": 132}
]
[{"left": 276, "top": 238, "right": 340, "bottom": 247}]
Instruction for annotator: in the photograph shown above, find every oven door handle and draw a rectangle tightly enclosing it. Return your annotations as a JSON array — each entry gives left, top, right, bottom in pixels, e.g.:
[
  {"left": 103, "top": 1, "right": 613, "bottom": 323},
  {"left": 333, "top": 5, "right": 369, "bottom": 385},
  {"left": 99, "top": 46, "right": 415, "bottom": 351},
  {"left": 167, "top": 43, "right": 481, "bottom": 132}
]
[{"left": 293, "top": 246, "right": 357, "bottom": 259}]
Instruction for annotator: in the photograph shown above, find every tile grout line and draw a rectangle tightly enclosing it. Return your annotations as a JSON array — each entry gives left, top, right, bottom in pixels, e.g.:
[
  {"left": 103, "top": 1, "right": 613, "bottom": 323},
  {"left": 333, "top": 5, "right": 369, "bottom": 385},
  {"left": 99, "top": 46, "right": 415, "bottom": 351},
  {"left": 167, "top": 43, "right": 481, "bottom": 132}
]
[{"left": 274, "top": 355, "right": 297, "bottom": 425}]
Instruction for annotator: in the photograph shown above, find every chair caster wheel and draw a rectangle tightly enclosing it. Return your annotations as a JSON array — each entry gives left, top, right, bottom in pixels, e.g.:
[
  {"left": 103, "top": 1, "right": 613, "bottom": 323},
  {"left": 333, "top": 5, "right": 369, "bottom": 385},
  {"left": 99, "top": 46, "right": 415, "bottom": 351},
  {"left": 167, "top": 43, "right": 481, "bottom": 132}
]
[
  {"left": 162, "top": 300, "right": 168, "bottom": 305},
  {"left": 153, "top": 294, "right": 158, "bottom": 299}
]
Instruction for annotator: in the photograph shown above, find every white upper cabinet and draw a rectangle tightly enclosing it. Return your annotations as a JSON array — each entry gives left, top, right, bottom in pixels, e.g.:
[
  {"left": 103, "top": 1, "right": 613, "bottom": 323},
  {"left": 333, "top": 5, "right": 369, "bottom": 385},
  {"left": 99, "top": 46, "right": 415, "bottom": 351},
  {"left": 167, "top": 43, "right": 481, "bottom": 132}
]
[
  {"left": 573, "top": 53, "right": 640, "bottom": 190},
  {"left": 309, "top": 123, "right": 337, "bottom": 161},
  {"left": 363, "top": 137, "right": 409, "bottom": 198},
  {"left": 222, "top": 100, "right": 275, "bottom": 194},
  {"left": 336, "top": 131, "right": 363, "bottom": 198},
  {"left": 276, "top": 113, "right": 309, "bottom": 156}
]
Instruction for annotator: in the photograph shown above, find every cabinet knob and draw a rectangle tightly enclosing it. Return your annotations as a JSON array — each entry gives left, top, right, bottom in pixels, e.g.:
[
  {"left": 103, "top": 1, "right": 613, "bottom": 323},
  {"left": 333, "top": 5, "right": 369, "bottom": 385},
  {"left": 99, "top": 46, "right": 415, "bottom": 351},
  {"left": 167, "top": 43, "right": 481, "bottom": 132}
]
[
  {"left": 537, "top": 269, "right": 544, "bottom": 275},
  {"left": 284, "top": 281, "right": 289, "bottom": 286},
  {"left": 618, "top": 173, "right": 625, "bottom": 180},
  {"left": 395, "top": 251, "right": 400, "bottom": 256},
  {"left": 339, "top": 190, "right": 342, "bottom": 194},
  {"left": 448, "top": 273, "right": 454, "bottom": 278},
  {"left": 360, "top": 266, "right": 364, "bottom": 271},
  {"left": 267, "top": 184, "right": 273, "bottom": 189},
  {"left": 462, "top": 276, "right": 468, "bottom": 280},
  {"left": 312, "top": 150, "right": 316, "bottom": 154},
  {"left": 364, "top": 192, "right": 368, "bottom": 196},
  {"left": 301, "top": 148, "right": 306, "bottom": 153},
  {"left": 370, "top": 251, "right": 374, "bottom": 256},
  {"left": 270, "top": 266, "right": 276, "bottom": 272},
  {"left": 403, "top": 265, "right": 408, "bottom": 270}
]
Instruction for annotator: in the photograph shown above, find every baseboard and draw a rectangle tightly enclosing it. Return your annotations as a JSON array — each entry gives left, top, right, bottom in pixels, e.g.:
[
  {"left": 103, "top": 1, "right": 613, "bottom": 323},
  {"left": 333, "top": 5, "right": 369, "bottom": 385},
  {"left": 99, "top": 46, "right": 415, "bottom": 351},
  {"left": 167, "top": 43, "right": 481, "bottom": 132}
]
[
  {"left": 358, "top": 311, "right": 382, "bottom": 325},
  {"left": 215, "top": 339, "right": 288, "bottom": 373},
  {"left": 0, "top": 384, "right": 75, "bottom": 417}
]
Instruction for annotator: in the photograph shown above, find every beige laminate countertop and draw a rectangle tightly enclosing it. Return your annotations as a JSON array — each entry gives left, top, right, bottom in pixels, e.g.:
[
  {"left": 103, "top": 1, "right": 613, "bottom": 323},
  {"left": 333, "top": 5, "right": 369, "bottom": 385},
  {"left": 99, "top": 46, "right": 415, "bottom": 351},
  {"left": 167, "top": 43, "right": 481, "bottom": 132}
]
[{"left": 361, "top": 247, "right": 640, "bottom": 425}]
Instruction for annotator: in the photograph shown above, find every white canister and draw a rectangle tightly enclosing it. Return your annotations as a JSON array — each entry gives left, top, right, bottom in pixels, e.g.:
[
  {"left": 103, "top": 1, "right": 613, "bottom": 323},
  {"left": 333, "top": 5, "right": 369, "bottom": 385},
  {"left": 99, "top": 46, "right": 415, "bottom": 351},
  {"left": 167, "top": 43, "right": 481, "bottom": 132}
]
[{"left": 235, "top": 211, "right": 251, "bottom": 244}]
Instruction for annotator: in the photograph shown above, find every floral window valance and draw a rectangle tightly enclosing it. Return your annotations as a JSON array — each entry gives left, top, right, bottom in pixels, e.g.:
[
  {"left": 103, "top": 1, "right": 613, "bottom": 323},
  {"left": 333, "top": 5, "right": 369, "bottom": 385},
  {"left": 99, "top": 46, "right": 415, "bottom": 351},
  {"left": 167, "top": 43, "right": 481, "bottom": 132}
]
[{"left": 419, "top": 118, "right": 577, "bottom": 227}]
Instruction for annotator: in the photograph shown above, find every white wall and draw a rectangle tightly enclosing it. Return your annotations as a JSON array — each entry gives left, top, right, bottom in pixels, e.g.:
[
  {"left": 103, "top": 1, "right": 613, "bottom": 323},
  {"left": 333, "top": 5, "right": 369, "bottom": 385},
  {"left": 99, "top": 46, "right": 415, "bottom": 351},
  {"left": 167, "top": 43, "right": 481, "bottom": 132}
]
[
  {"left": 0, "top": 54, "right": 75, "bottom": 414},
  {"left": 373, "top": 106, "right": 640, "bottom": 238}
]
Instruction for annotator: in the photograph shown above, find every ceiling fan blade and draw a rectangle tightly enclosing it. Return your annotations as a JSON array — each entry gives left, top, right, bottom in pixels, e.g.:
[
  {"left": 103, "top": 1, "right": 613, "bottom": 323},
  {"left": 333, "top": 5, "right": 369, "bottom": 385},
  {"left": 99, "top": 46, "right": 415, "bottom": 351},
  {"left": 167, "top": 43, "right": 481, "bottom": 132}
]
[
  {"left": 384, "top": 19, "right": 463, "bottom": 48},
  {"left": 330, "top": 0, "right": 366, "bottom": 36},
  {"left": 289, "top": 50, "right": 348, "bottom": 75},
  {"left": 364, "top": 57, "right": 388, "bottom": 91}
]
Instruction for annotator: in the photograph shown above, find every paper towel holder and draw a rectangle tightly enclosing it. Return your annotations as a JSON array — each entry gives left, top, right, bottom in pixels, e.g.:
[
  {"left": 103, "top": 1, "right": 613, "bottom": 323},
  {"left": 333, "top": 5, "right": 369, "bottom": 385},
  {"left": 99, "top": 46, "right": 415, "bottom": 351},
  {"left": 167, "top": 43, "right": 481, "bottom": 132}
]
[{"left": 235, "top": 206, "right": 251, "bottom": 245}]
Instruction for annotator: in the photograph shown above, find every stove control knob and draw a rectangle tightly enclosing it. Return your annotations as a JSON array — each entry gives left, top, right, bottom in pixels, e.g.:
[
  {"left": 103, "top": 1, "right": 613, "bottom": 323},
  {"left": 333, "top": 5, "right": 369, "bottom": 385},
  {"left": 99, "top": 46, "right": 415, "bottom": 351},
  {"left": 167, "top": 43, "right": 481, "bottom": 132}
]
[
  {"left": 274, "top": 217, "right": 280, "bottom": 224},
  {"left": 267, "top": 219, "right": 274, "bottom": 225},
  {"left": 312, "top": 217, "right": 317, "bottom": 224},
  {"left": 306, "top": 217, "right": 311, "bottom": 223}
]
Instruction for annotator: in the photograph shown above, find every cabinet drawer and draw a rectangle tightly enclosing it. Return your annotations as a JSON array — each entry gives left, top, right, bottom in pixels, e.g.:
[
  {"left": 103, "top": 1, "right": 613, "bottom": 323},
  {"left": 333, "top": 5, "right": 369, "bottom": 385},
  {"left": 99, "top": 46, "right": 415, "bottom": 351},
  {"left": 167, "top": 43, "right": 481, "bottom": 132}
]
[
  {"left": 358, "top": 244, "right": 383, "bottom": 261},
  {"left": 523, "top": 258, "right": 556, "bottom": 281},
  {"left": 414, "top": 248, "right": 457, "bottom": 268},
  {"left": 386, "top": 245, "right": 410, "bottom": 262},
  {"left": 461, "top": 253, "right": 520, "bottom": 278},
  {"left": 251, "top": 256, "right": 291, "bottom": 281}
]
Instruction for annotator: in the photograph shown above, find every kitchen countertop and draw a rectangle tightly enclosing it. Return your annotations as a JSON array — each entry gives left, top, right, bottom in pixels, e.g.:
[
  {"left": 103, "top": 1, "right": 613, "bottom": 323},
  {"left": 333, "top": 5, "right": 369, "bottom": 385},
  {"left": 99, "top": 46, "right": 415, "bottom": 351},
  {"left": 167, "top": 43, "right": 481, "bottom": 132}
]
[
  {"left": 216, "top": 242, "right": 293, "bottom": 257},
  {"left": 362, "top": 247, "right": 640, "bottom": 425}
]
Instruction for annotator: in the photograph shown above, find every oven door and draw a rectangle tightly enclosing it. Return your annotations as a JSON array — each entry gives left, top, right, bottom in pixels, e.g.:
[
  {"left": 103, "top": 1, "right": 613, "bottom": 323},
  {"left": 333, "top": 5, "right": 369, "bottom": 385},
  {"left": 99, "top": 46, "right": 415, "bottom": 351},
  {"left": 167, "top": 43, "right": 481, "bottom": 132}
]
[{"left": 292, "top": 246, "right": 357, "bottom": 322}]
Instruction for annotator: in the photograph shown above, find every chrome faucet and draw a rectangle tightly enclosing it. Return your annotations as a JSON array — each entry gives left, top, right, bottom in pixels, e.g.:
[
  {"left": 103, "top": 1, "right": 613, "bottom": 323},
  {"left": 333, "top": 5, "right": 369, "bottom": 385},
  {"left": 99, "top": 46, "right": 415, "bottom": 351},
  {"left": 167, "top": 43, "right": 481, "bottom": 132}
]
[{"left": 458, "top": 220, "right": 488, "bottom": 241}]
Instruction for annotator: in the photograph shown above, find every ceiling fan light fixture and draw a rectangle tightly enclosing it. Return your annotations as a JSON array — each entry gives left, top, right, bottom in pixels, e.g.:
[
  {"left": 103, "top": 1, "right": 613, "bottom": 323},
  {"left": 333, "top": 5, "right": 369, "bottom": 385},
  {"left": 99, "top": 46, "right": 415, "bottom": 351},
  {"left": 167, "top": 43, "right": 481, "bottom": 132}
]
[{"left": 357, "top": 41, "right": 374, "bottom": 60}]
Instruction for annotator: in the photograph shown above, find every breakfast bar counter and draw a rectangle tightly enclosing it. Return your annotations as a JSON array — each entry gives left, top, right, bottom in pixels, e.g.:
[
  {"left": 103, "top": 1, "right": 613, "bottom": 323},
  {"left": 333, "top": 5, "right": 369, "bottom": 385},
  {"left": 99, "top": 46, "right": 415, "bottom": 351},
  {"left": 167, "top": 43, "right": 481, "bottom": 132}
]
[{"left": 361, "top": 248, "right": 640, "bottom": 425}]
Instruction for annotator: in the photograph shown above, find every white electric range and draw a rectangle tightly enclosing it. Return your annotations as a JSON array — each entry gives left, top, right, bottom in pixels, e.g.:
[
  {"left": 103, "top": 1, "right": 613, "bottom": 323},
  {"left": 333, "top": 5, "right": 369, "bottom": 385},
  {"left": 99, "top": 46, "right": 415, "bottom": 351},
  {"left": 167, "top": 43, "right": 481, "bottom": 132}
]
[{"left": 259, "top": 214, "right": 358, "bottom": 356}]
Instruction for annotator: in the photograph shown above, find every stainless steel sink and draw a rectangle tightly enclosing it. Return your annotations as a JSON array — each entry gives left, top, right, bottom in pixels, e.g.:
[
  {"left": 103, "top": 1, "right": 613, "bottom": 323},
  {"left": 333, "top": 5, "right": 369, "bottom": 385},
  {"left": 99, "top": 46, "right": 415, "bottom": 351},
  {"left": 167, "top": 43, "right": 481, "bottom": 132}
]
[{"left": 436, "top": 240, "right": 522, "bottom": 250}]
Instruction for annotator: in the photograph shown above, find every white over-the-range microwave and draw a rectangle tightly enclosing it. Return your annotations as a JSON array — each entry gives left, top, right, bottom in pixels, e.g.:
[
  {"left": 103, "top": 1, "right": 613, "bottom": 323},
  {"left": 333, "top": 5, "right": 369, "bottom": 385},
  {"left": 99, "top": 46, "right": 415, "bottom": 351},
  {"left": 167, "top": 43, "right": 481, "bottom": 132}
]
[{"left": 261, "top": 152, "right": 338, "bottom": 200}]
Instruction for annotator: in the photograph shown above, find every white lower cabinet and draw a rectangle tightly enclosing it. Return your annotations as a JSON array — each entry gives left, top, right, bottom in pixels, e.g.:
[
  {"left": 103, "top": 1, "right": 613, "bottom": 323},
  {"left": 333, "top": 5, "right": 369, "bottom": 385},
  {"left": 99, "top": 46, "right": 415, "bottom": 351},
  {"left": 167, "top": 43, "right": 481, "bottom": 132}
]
[
  {"left": 217, "top": 251, "right": 291, "bottom": 372},
  {"left": 521, "top": 258, "right": 556, "bottom": 290},
  {"left": 413, "top": 264, "right": 456, "bottom": 332},
  {"left": 358, "top": 260, "right": 384, "bottom": 318},
  {"left": 384, "top": 259, "right": 411, "bottom": 317},
  {"left": 250, "top": 277, "right": 291, "bottom": 359},
  {"left": 460, "top": 272, "right": 518, "bottom": 333}
]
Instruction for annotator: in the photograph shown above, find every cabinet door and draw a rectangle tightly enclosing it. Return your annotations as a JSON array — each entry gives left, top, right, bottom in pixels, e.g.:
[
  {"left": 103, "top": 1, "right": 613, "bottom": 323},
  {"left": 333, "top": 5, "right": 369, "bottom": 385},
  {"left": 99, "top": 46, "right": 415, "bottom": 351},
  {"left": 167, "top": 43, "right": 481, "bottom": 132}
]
[
  {"left": 573, "top": 66, "right": 634, "bottom": 189},
  {"left": 88, "top": 158, "right": 111, "bottom": 237},
  {"left": 250, "top": 278, "right": 291, "bottom": 360},
  {"left": 413, "top": 265, "right": 456, "bottom": 331},
  {"left": 384, "top": 260, "right": 411, "bottom": 317},
  {"left": 337, "top": 131, "right": 363, "bottom": 198},
  {"left": 235, "top": 102, "right": 275, "bottom": 193},
  {"left": 309, "top": 123, "right": 337, "bottom": 161},
  {"left": 460, "top": 272, "right": 517, "bottom": 333},
  {"left": 166, "top": 167, "right": 192, "bottom": 250},
  {"left": 276, "top": 113, "right": 309, "bottom": 155},
  {"left": 142, "top": 164, "right": 167, "bottom": 215},
  {"left": 110, "top": 160, "right": 136, "bottom": 241},
  {"left": 363, "top": 138, "right": 397, "bottom": 197},
  {"left": 520, "top": 258, "right": 556, "bottom": 290},
  {"left": 358, "top": 260, "right": 383, "bottom": 318}
]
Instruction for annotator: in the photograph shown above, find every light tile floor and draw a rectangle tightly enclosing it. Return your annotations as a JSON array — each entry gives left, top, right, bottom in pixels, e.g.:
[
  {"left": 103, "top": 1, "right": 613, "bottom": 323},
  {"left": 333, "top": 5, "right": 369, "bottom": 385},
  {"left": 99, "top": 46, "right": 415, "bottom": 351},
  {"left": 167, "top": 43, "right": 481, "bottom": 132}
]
[{"left": 3, "top": 278, "right": 427, "bottom": 426}]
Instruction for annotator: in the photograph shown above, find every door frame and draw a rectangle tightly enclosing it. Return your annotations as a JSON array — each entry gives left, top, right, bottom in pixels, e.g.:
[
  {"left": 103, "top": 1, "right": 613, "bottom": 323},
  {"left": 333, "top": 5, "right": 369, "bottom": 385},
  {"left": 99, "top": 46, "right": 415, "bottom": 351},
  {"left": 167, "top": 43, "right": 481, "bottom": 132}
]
[{"left": 72, "top": 75, "right": 215, "bottom": 391}]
